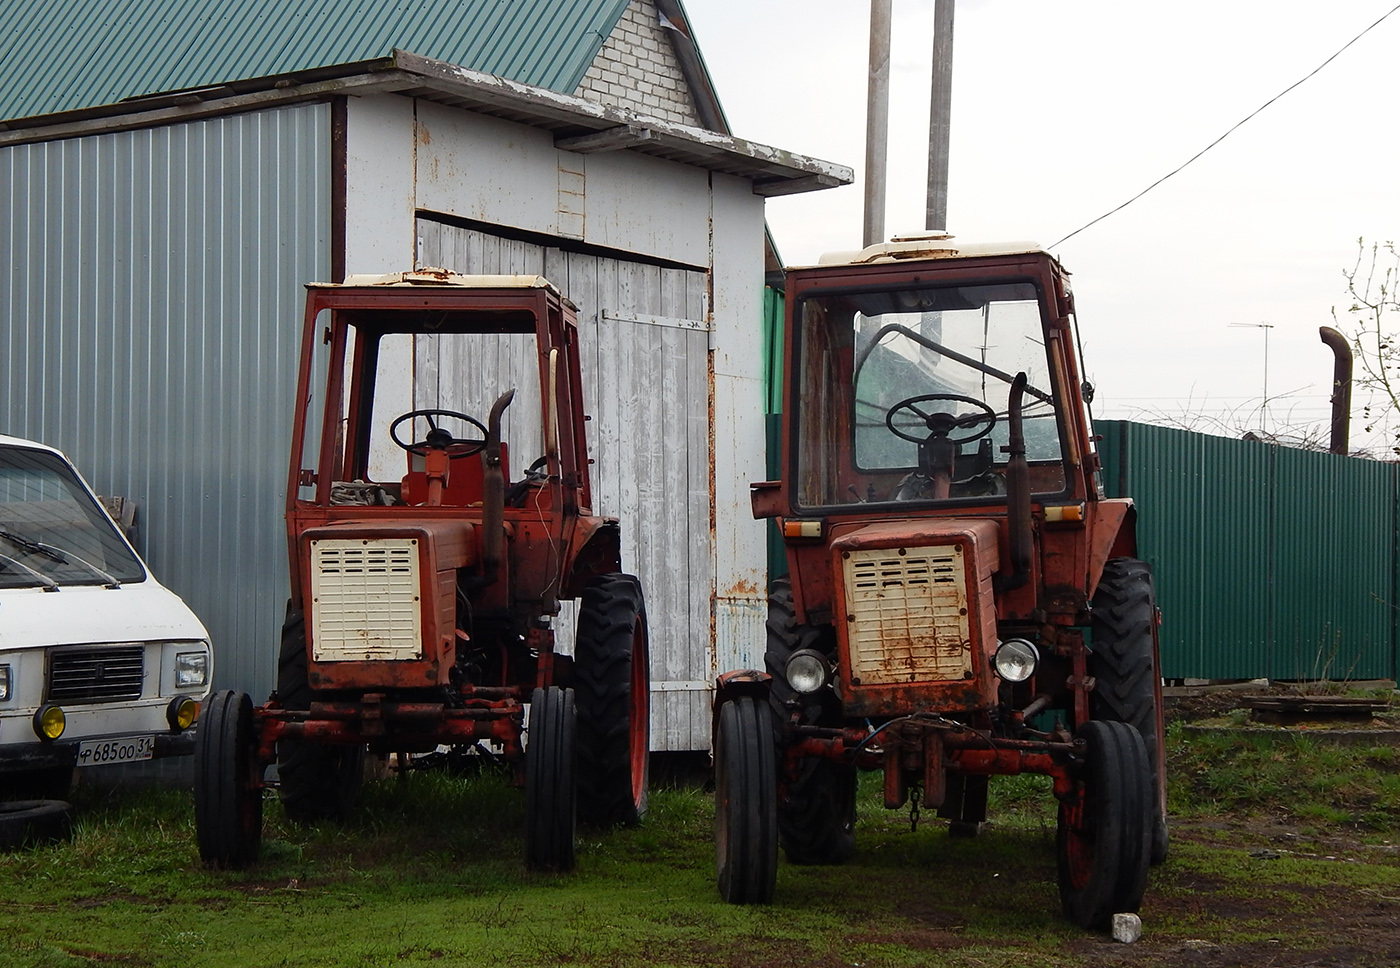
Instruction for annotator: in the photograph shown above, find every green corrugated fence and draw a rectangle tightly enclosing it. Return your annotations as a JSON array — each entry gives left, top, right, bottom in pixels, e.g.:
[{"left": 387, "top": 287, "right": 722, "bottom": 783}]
[{"left": 1097, "top": 420, "right": 1398, "bottom": 682}]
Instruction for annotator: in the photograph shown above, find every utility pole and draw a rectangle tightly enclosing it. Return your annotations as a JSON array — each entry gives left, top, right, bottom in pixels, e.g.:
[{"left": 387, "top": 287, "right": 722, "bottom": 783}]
[
  {"left": 1230, "top": 321, "right": 1275, "bottom": 431},
  {"left": 926, "top": 0, "right": 954, "bottom": 231},
  {"left": 863, "top": 0, "right": 892, "bottom": 247}
]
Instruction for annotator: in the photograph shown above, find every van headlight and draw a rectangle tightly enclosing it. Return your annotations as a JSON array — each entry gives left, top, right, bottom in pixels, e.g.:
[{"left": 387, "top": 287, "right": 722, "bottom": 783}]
[
  {"left": 993, "top": 639, "right": 1039, "bottom": 683},
  {"left": 0, "top": 664, "right": 10, "bottom": 701},
  {"left": 785, "top": 649, "right": 831, "bottom": 694},
  {"left": 174, "top": 651, "right": 208, "bottom": 688}
]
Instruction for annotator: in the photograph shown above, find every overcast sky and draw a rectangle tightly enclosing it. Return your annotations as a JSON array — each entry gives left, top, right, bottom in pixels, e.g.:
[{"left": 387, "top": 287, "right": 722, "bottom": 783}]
[{"left": 684, "top": 0, "right": 1400, "bottom": 453}]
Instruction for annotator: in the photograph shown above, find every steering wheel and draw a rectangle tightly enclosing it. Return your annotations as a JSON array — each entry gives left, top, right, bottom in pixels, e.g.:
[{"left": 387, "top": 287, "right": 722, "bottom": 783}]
[
  {"left": 886, "top": 393, "right": 997, "bottom": 446},
  {"left": 389, "top": 409, "right": 489, "bottom": 457}
]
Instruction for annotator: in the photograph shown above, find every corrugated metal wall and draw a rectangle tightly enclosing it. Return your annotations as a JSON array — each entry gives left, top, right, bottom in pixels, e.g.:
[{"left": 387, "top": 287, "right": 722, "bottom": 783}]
[
  {"left": 417, "top": 218, "right": 714, "bottom": 750},
  {"left": 0, "top": 104, "right": 332, "bottom": 700},
  {"left": 1098, "top": 419, "right": 1398, "bottom": 681}
]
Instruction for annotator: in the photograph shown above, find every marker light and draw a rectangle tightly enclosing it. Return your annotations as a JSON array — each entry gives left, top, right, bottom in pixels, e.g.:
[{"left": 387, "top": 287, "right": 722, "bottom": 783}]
[{"left": 34, "top": 704, "right": 66, "bottom": 741}]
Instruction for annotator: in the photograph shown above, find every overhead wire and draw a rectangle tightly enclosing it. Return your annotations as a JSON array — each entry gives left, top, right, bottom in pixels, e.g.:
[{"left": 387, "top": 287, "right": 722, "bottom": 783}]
[{"left": 1049, "top": 3, "right": 1400, "bottom": 249}]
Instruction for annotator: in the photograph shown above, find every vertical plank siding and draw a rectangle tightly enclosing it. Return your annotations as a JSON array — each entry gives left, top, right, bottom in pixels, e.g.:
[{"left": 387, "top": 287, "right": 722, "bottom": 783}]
[
  {"left": 0, "top": 104, "right": 331, "bottom": 701},
  {"left": 1098, "top": 420, "right": 1397, "bottom": 681},
  {"left": 417, "top": 219, "right": 713, "bottom": 749}
]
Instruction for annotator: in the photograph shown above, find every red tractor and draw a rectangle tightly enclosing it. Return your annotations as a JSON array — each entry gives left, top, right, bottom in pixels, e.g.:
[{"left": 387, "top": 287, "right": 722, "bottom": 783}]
[
  {"left": 714, "top": 237, "right": 1166, "bottom": 929},
  {"left": 195, "top": 271, "right": 650, "bottom": 872}
]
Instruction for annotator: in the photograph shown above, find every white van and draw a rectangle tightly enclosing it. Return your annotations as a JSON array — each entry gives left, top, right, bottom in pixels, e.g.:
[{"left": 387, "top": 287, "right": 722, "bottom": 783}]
[{"left": 0, "top": 434, "right": 212, "bottom": 800}]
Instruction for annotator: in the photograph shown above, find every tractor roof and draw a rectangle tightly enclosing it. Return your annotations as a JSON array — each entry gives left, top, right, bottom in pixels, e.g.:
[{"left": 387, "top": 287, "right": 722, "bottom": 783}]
[
  {"left": 808, "top": 234, "right": 1051, "bottom": 269},
  {"left": 315, "top": 269, "right": 564, "bottom": 293}
]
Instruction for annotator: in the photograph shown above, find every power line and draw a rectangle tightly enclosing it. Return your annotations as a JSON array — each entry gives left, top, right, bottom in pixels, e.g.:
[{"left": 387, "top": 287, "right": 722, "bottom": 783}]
[{"left": 1050, "top": 3, "right": 1400, "bottom": 249}]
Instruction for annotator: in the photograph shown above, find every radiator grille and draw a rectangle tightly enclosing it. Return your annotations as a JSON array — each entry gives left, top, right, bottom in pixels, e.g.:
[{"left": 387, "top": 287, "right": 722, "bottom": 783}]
[
  {"left": 48, "top": 645, "right": 145, "bottom": 702},
  {"left": 310, "top": 538, "right": 422, "bottom": 661},
  {"left": 843, "top": 545, "right": 972, "bottom": 684}
]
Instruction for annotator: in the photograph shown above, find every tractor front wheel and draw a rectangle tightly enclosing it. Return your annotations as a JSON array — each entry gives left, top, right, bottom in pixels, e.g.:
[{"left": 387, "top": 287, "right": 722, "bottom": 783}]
[
  {"left": 715, "top": 696, "right": 778, "bottom": 904},
  {"left": 194, "top": 690, "right": 263, "bottom": 869},
  {"left": 525, "top": 686, "right": 577, "bottom": 872},
  {"left": 1057, "top": 719, "right": 1152, "bottom": 930},
  {"left": 275, "top": 605, "right": 365, "bottom": 823},
  {"left": 1090, "top": 557, "right": 1169, "bottom": 864},
  {"left": 574, "top": 574, "right": 650, "bottom": 827}
]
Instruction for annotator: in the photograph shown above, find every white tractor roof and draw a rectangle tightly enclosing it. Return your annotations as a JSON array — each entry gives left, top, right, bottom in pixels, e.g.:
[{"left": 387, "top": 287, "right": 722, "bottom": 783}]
[
  {"left": 313, "top": 269, "right": 562, "bottom": 293},
  {"left": 810, "top": 233, "right": 1050, "bottom": 268}
]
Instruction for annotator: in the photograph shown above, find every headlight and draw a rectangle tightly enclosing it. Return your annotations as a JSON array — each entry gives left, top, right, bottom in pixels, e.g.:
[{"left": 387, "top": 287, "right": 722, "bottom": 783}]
[
  {"left": 34, "top": 704, "right": 66, "bottom": 741},
  {"left": 0, "top": 664, "right": 10, "bottom": 701},
  {"left": 167, "top": 696, "right": 198, "bottom": 731},
  {"left": 174, "top": 651, "right": 208, "bottom": 688},
  {"left": 785, "top": 649, "right": 831, "bottom": 694},
  {"left": 993, "top": 639, "right": 1039, "bottom": 683}
]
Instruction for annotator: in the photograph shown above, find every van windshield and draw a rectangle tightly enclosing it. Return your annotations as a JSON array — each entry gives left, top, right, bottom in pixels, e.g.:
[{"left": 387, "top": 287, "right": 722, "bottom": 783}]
[{"left": 0, "top": 447, "right": 144, "bottom": 588}]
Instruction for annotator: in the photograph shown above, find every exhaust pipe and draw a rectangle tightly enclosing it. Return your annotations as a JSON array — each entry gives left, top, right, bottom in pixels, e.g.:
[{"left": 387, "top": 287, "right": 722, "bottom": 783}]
[
  {"left": 1318, "top": 327, "right": 1352, "bottom": 456},
  {"left": 998, "top": 373, "right": 1032, "bottom": 591},
  {"left": 480, "top": 389, "right": 516, "bottom": 585}
]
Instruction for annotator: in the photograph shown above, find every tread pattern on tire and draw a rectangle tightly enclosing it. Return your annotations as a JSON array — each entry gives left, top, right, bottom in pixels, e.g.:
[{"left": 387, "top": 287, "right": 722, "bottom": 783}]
[
  {"left": 574, "top": 574, "right": 650, "bottom": 827},
  {"left": 0, "top": 799, "right": 73, "bottom": 851},
  {"left": 1057, "top": 719, "right": 1152, "bottom": 930},
  {"left": 763, "top": 580, "right": 855, "bottom": 865},
  {"left": 525, "top": 686, "right": 577, "bottom": 872},
  {"left": 194, "top": 689, "right": 262, "bottom": 869},
  {"left": 276, "top": 605, "right": 364, "bottom": 824},
  {"left": 715, "top": 696, "right": 778, "bottom": 904},
  {"left": 1089, "top": 557, "right": 1169, "bottom": 864}
]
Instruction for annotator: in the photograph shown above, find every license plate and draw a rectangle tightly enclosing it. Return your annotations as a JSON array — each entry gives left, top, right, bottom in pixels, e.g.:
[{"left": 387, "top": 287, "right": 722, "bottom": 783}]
[{"left": 76, "top": 735, "right": 155, "bottom": 767}]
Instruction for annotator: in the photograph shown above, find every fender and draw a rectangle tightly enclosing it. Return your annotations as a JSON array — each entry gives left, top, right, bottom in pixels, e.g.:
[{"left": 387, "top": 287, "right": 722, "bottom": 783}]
[
  {"left": 1087, "top": 499, "right": 1137, "bottom": 599},
  {"left": 711, "top": 670, "right": 772, "bottom": 752},
  {"left": 561, "top": 516, "right": 622, "bottom": 596}
]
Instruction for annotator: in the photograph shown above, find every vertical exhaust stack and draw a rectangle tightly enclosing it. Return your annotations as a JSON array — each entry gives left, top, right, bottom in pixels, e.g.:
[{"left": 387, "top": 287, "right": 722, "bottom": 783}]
[{"left": 1318, "top": 327, "right": 1352, "bottom": 456}]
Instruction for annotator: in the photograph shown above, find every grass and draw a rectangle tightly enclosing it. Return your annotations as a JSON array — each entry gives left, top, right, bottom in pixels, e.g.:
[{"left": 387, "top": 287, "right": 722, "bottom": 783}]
[{"left": 2, "top": 725, "right": 1399, "bottom": 967}]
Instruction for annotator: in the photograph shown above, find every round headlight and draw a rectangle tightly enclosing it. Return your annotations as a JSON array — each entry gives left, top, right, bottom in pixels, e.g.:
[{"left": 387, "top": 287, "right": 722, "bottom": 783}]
[
  {"left": 167, "top": 696, "right": 198, "bottom": 731},
  {"left": 34, "top": 704, "right": 66, "bottom": 741},
  {"left": 993, "top": 639, "right": 1039, "bottom": 683},
  {"left": 785, "top": 649, "right": 830, "bottom": 694}
]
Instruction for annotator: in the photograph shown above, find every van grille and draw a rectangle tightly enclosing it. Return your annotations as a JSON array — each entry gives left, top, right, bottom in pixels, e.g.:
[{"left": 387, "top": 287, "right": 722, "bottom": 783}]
[
  {"left": 47, "top": 645, "right": 145, "bottom": 702},
  {"left": 843, "top": 545, "right": 973, "bottom": 685},
  {"left": 310, "top": 538, "right": 422, "bottom": 661}
]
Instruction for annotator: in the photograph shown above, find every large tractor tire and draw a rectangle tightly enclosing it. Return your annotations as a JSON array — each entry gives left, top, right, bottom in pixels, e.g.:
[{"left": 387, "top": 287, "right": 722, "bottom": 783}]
[
  {"left": 1089, "top": 557, "right": 1169, "bottom": 864},
  {"left": 714, "top": 695, "right": 778, "bottom": 904},
  {"left": 194, "top": 690, "right": 263, "bottom": 869},
  {"left": 0, "top": 800, "right": 73, "bottom": 851},
  {"left": 574, "top": 574, "right": 650, "bottom": 827},
  {"left": 764, "top": 580, "right": 855, "bottom": 865},
  {"left": 1057, "top": 720, "right": 1152, "bottom": 930},
  {"left": 275, "top": 606, "right": 365, "bottom": 824},
  {"left": 525, "top": 686, "right": 577, "bottom": 872}
]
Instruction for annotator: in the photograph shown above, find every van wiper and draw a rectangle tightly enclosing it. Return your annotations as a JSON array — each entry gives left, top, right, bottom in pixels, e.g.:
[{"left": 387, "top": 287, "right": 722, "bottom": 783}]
[
  {"left": 0, "top": 528, "right": 122, "bottom": 588},
  {"left": 0, "top": 550, "right": 60, "bottom": 591}
]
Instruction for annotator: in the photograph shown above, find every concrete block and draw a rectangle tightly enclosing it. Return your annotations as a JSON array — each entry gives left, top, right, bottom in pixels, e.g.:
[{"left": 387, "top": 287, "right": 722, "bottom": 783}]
[{"left": 1111, "top": 913, "right": 1142, "bottom": 944}]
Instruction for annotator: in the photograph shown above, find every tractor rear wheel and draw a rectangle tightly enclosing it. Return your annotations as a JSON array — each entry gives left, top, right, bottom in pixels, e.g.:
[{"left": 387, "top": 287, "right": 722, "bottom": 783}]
[
  {"left": 1057, "top": 719, "right": 1152, "bottom": 930},
  {"left": 275, "top": 605, "right": 365, "bottom": 824},
  {"left": 715, "top": 695, "right": 778, "bottom": 904},
  {"left": 525, "top": 686, "right": 577, "bottom": 872},
  {"left": 574, "top": 574, "right": 650, "bottom": 827},
  {"left": 1090, "top": 557, "right": 1169, "bottom": 864},
  {"left": 764, "top": 580, "right": 855, "bottom": 865},
  {"left": 194, "top": 690, "right": 263, "bottom": 869}
]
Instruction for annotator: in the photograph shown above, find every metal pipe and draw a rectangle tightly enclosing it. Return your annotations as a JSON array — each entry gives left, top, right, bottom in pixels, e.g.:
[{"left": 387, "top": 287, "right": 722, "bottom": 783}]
[
  {"left": 863, "top": 0, "right": 892, "bottom": 247},
  {"left": 482, "top": 388, "right": 516, "bottom": 583},
  {"left": 926, "top": 0, "right": 955, "bottom": 231},
  {"left": 1318, "top": 326, "right": 1353, "bottom": 455},
  {"left": 1000, "top": 373, "right": 1032, "bottom": 590}
]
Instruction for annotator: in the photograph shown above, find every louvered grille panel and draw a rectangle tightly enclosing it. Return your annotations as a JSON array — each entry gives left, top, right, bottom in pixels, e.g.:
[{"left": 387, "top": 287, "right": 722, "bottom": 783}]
[
  {"left": 843, "top": 545, "right": 972, "bottom": 685},
  {"left": 47, "top": 646, "right": 145, "bottom": 702},
  {"left": 310, "top": 538, "right": 423, "bottom": 661}
]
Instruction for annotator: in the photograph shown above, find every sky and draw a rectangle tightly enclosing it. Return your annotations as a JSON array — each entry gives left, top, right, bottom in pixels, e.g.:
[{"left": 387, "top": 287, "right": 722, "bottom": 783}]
[{"left": 683, "top": 0, "right": 1400, "bottom": 453}]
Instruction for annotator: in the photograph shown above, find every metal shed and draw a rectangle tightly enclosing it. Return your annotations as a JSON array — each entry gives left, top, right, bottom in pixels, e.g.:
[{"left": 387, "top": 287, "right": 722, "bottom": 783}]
[{"left": 0, "top": 50, "right": 851, "bottom": 751}]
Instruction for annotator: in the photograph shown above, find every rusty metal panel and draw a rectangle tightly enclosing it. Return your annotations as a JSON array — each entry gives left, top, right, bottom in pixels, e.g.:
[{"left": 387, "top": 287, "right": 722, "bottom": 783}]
[
  {"left": 0, "top": 0, "right": 632, "bottom": 120},
  {"left": 417, "top": 218, "right": 713, "bottom": 750},
  {"left": 1098, "top": 420, "right": 1397, "bottom": 682},
  {"left": 0, "top": 103, "right": 332, "bottom": 700}
]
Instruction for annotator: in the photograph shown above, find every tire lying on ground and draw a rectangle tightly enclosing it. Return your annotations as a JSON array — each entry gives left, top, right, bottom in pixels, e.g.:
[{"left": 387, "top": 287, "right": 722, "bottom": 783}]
[{"left": 0, "top": 799, "right": 73, "bottom": 851}]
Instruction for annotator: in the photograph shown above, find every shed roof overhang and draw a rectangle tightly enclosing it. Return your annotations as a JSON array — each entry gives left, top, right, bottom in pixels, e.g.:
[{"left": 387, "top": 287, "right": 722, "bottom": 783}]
[{"left": 0, "top": 49, "right": 851, "bottom": 198}]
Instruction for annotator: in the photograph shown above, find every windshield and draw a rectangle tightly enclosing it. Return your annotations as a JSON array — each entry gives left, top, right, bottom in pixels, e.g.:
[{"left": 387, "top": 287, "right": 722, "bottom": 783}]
[
  {"left": 793, "top": 280, "right": 1068, "bottom": 510},
  {"left": 0, "top": 446, "right": 144, "bottom": 588}
]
